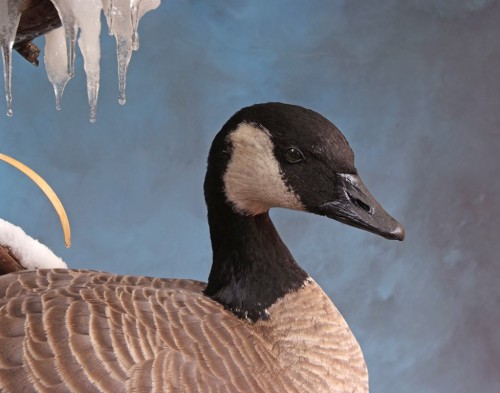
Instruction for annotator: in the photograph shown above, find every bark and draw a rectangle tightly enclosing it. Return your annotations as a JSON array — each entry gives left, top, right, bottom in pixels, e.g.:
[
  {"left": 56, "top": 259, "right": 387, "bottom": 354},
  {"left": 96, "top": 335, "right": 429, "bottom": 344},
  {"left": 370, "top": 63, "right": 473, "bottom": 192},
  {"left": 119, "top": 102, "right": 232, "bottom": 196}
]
[
  {"left": 14, "top": 0, "right": 62, "bottom": 66},
  {"left": 0, "top": 244, "right": 24, "bottom": 275}
]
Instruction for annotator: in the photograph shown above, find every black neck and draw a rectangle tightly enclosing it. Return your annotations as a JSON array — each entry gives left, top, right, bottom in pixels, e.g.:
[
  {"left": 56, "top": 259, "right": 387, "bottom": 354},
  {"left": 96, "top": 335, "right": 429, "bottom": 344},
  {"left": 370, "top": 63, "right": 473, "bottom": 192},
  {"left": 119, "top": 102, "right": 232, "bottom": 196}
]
[{"left": 204, "top": 193, "right": 308, "bottom": 321}]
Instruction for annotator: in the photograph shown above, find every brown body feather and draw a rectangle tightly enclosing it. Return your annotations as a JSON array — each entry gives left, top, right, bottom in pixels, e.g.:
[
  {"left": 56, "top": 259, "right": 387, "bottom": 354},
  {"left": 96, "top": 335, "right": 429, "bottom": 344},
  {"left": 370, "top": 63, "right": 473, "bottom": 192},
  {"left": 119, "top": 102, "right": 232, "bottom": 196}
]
[{"left": 0, "top": 269, "right": 367, "bottom": 392}]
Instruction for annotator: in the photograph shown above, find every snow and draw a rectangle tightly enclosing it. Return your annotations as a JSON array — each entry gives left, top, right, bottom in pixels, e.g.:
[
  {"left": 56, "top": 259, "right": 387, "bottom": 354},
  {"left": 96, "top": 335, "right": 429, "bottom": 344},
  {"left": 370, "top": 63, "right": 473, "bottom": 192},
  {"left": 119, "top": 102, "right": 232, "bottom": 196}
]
[
  {"left": 0, "top": 218, "right": 67, "bottom": 270},
  {"left": 1, "top": 0, "right": 162, "bottom": 121}
]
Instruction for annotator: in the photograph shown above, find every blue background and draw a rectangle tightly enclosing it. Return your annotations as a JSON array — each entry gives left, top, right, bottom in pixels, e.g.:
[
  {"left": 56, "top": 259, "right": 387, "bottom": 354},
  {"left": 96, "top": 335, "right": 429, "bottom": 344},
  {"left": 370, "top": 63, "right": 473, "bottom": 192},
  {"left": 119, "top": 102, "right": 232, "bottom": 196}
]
[{"left": 1, "top": 1, "right": 499, "bottom": 392}]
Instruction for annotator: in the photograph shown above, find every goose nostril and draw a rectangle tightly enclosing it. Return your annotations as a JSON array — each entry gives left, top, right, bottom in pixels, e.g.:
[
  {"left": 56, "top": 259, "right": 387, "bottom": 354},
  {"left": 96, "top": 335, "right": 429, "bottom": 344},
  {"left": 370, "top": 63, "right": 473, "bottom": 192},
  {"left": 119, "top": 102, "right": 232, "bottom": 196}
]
[{"left": 348, "top": 193, "right": 371, "bottom": 213}]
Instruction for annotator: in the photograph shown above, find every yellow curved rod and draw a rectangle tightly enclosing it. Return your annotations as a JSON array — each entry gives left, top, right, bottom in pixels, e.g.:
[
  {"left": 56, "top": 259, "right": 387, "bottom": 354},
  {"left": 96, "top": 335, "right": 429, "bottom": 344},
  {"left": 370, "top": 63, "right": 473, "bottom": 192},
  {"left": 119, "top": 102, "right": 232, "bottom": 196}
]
[{"left": 0, "top": 153, "right": 71, "bottom": 248}]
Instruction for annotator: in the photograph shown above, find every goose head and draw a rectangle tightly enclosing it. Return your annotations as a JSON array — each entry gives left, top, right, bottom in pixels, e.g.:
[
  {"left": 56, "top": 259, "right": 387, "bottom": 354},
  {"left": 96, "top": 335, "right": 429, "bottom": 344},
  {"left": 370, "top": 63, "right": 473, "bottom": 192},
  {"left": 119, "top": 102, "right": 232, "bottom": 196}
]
[
  {"left": 205, "top": 102, "right": 404, "bottom": 241},
  {"left": 204, "top": 102, "right": 404, "bottom": 321}
]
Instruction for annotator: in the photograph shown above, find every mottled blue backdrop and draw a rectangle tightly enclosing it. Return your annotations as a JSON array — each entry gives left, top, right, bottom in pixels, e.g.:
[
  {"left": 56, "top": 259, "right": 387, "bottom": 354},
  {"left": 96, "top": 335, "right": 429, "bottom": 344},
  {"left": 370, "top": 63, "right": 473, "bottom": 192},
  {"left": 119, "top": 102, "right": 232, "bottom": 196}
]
[{"left": 1, "top": 1, "right": 499, "bottom": 392}]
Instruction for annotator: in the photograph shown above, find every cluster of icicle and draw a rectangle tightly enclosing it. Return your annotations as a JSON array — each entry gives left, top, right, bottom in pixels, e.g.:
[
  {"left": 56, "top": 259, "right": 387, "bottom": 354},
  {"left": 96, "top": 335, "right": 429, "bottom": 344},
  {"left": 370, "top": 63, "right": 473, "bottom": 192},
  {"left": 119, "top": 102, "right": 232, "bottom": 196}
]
[{"left": 0, "top": 0, "right": 161, "bottom": 122}]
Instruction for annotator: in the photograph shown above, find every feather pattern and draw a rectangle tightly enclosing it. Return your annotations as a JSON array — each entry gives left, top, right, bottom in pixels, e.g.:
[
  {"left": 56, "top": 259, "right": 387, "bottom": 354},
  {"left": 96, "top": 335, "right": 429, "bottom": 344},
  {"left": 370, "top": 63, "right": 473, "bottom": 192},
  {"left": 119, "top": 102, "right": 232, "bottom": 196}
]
[{"left": 0, "top": 269, "right": 367, "bottom": 392}]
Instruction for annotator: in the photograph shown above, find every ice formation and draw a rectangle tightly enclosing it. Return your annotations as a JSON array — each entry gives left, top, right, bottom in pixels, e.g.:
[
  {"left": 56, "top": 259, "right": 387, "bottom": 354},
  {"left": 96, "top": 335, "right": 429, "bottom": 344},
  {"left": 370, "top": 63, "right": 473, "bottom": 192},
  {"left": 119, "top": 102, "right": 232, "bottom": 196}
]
[
  {"left": 0, "top": 218, "right": 68, "bottom": 269},
  {"left": 50, "top": 0, "right": 103, "bottom": 122},
  {"left": 44, "top": 27, "right": 70, "bottom": 111},
  {"left": 0, "top": 0, "right": 22, "bottom": 117},
  {"left": 1, "top": 0, "right": 161, "bottom": 122}
]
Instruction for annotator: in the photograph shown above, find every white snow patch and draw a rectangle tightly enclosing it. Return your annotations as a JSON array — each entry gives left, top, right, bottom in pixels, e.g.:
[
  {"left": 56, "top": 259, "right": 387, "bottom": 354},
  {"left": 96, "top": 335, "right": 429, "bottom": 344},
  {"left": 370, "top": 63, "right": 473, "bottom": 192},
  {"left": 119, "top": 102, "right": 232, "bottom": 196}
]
[{"left": 0, "top": 218, "right": 67, "bottom": 270}]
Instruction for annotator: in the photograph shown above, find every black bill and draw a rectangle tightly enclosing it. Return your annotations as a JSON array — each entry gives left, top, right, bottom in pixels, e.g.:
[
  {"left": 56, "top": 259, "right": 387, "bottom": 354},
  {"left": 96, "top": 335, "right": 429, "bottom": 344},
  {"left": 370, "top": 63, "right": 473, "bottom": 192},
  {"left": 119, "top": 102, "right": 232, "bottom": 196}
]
[{"left": 316, "top": 173, "right": 405, "bottom": 241}]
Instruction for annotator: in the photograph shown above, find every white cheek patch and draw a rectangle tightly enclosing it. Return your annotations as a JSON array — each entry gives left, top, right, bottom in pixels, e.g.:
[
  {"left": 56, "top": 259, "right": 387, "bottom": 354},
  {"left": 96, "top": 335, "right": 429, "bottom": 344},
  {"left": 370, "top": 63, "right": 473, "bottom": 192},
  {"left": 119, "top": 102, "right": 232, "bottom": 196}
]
[{"left": 223, "top": 123, "right": 304, "bottom": 215}]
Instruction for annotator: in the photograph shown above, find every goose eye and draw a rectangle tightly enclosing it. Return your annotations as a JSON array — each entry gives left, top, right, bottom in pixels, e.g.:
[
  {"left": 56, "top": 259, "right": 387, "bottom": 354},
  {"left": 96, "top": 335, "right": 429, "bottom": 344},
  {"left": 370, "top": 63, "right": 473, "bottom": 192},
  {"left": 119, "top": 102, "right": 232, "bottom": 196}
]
[{"left": 284, "top": 147, "right": 304, "bottom": 163}]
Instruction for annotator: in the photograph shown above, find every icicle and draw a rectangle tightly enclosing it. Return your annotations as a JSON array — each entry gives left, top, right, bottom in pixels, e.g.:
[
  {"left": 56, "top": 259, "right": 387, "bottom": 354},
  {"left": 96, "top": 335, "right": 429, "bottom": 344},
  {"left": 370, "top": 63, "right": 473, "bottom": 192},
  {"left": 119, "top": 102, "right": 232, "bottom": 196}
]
[
  {"left": 105, "top": 0, "right": 134, "bottom": 105},
  {"left": 130, "top": 0, "right": 161, "bottom": 51},
  {"left": 102, "top": 0, "right": 115, "bottom": 36},
  {"left": 102, "top": 0, "right": 161, "bottom": 104},
  {"left": 0, "top": 0, "right": 22, "bottom": 117},
  {"left": 44, "top": 27, "right": 70, "bottom": 111},
  {"left": 50, "top": 0, "right": 103, "bottom": 122},
  {"left": 131, "top": 3, "right": 140, "bottom": 51},
  {"left": 1, "top": 0, "right": 162, "bottom": 120},
  {"left": 49, "top": 0, "right": 78, "bottom": 78},
  {"left": 116, "top": 35, "right": 131, "bottom": 105},
  {"left": 73, "top": 0, "right": 102, "bottom": 122}
]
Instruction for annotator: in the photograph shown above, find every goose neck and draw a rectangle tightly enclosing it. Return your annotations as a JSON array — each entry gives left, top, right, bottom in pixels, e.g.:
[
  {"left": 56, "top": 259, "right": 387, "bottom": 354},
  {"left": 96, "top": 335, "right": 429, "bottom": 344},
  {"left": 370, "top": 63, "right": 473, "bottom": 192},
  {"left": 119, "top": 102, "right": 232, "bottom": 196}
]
[{"left": 204, "top": 200, "right": 308, "bottom": 321}]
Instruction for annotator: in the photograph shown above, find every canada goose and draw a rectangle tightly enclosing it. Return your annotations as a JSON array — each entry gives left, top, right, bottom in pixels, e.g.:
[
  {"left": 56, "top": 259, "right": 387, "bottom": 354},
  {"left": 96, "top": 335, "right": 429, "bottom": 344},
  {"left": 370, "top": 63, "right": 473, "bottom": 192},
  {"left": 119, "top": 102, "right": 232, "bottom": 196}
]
[{"left": 0, "top": 102, "right": 404, "bottom": 393}]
